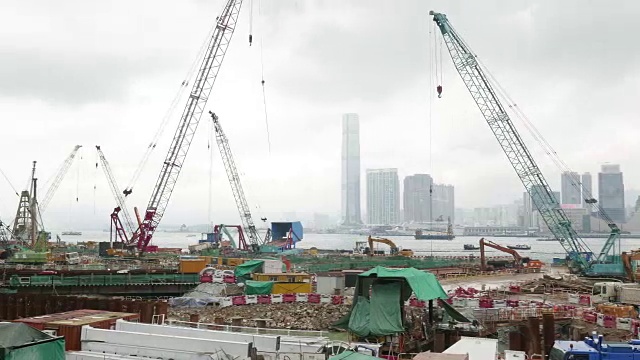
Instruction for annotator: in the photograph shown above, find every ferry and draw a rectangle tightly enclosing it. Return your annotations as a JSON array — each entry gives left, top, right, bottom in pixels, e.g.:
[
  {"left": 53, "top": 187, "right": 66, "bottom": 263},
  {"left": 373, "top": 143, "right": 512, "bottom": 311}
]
[
  {"left": 507, "top": 244, "right": 531, "bottom": 250},
  {"left": 463, "top": 244, "right": 479, "bottom": 250}
]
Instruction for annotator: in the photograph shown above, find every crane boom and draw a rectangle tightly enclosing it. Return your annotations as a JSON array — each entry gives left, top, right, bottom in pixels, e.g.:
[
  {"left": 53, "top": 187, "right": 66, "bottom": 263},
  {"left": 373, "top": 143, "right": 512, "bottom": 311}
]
[
  {"left": 135, "top": 0, "right": 243, "bottom": 253},
  {"left": 429, "top": 11, "right": 596, "bottom": 272},
  {"left": 211, "top": 112, "right": 260, "bottom": 249},
  {"left": 95, "top": 146, "right": 136, "bottom": 236},
  {"left": 40, "top": 145, "right": 82, "bottom": 212}
]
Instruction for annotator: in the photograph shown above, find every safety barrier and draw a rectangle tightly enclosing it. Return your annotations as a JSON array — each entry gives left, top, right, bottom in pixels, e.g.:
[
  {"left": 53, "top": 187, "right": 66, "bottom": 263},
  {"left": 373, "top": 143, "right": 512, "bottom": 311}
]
[
  {"left": 581, "top": 309, "right": 640, "bottom": 334},
  {"left": 218, "top": 293, "right": 351, "bottom": 308}
]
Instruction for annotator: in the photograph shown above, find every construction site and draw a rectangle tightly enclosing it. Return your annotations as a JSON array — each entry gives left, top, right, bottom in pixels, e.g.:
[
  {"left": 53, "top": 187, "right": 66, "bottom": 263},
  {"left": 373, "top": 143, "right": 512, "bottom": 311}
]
[{"left": 0, "top": 2, "right": 638, "bottom": 360}]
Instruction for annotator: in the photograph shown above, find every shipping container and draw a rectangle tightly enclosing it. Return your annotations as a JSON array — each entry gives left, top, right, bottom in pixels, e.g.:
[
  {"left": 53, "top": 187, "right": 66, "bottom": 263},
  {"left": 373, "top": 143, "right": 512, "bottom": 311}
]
[
  {"left": 13, "top": 310, "right": 139, "bottom": 351},
  {"left": 252, "top": 273, "right": 311, "bottom": 283},
  {"left": 179, "top": 259, "right": 208, "bottom": 274},
  {"left": 271, "top": 282, "right": 312, "bottom": 294}
]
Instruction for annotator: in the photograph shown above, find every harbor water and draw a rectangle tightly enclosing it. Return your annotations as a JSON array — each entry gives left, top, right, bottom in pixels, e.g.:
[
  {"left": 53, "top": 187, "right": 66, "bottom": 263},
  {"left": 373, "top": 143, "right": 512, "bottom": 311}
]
[{"left": 53, "top": 231, "right": 640, "bottom": 263}]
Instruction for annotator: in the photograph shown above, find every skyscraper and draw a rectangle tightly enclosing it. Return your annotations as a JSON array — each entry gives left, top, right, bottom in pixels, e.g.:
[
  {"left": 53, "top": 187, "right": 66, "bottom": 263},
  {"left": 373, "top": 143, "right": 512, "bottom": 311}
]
[
  {"left": 598, "top": 164, "right": 625, "bottom": 223},
  {"left": 581, "top": 172, "right": 593, "bottom": 208},
  {"left": 341, "top": 113, "right": 361, "bottom": 225},
  {"left": 366, "top": 169, "right": 400, "bottom": 225},
  {"left": 561, "top": 171, "right": 581, "bottom": 205},
  {"left": 432, "top": 184, "right": 455, "bottom": 223},
  {"left": 403, "top": 174, "right": 433, "bottom": 223}
]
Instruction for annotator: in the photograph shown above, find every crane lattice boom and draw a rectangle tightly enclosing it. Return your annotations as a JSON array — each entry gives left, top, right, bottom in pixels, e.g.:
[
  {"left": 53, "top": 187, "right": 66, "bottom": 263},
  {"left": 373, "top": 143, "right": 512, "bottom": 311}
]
[
  {"left": 210, "top": 112, "right": 260, "bottom": 249},
  {"left": 95, "top": 146, "right": 137, "bottom": 238},
  {"left": 40, "top": 145, "right": 82, "bottom": 212},
  {"left": 429, "top": 11, "right": 602, "bottom": 272},
  {"left": 135, "top": 0, "right": 243, "bottom": 253}
]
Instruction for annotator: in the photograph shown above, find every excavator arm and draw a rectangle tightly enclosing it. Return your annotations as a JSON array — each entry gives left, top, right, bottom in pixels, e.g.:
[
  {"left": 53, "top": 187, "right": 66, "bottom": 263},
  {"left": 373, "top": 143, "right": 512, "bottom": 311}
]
[
  {"left": 367, "top": 236, "right": 399, "bottom": 256},
  {"left": 479, "top": 238, "right": 521, "bottom": 271}
]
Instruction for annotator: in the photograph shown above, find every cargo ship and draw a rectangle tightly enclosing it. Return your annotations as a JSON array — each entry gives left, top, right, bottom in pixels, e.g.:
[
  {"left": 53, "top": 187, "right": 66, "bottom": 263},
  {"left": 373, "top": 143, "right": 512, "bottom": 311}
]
[
  {"left": 414, "top": 217, "right": 455, "bottom": 240},
  {"left": 62, "top": 231, "right": 82, "bottom": 236}
]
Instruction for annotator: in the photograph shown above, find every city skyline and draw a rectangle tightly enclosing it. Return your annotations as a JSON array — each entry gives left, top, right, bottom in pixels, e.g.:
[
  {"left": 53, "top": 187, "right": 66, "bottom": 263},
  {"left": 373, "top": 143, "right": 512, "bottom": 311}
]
[{"left": 1, "top": 2, "right": 638, "bottom": 231}]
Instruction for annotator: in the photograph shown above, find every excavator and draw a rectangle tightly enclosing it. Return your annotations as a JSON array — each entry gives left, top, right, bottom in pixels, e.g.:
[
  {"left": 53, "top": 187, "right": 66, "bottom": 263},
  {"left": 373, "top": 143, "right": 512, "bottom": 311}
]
[
  {"left": 621, "top": 251, "right": 640, "bottom": 281},
  {"left": 479, "top": 238, "right": 543, "bottom": 272},
  {"left": 366, "top": 236, "right": 414, "bottom": 257}
]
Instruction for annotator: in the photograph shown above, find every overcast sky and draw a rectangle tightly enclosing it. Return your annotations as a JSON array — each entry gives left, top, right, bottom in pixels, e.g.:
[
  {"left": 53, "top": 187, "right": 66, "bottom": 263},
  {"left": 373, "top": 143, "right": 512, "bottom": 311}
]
[{"left": 0, "top": 0, "right": 638, "bottom": 230}]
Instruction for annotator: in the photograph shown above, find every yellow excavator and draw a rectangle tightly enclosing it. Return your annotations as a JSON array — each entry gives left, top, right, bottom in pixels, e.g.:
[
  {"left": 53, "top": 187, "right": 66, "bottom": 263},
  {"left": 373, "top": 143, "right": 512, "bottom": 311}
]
[
  {"left": 621, "top": 250, "right": 640, "bottom": 281},
  {"left": 367, "top": 236, "right": 414, "bottom": 257}
]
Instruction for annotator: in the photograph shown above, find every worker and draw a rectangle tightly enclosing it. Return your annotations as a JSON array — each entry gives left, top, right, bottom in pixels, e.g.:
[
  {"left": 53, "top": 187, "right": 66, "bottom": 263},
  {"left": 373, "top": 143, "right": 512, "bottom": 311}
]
[{"left": 437, "top": 85, "right": 443, "bottom": 98}]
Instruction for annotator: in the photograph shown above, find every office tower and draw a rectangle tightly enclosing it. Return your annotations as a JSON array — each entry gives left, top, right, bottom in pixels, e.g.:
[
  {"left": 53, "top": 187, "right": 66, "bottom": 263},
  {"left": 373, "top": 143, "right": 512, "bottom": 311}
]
[
  {"left": 522, "top": 191, "right": 533, "bottom": 228},
  {"left": 561, "top": 171, "right": 581, "bottom": 205},
  {"left": 341, "top": 114, "right": 362, "bottom": 225},
  {"left": 598, "top": 164, "right": 625, "bottom": 223},
  {"left": 432, "top": 184, "right": 455, "bottom": 223},
  {"left": 403, "top": 174, "right": 433, "bottom": 223},
  {"left": 581, "top": 172, "right": 593, "bottom": 208},
  {"left": 366, "top": 169, "right": 400, "bottom": 225}
]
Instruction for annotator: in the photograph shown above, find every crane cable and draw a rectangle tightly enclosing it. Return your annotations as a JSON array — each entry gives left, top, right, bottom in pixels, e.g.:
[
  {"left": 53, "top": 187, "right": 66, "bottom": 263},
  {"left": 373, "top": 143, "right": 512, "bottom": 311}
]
[
  {"left": 123, "top": 23, "right": 218, "bottom": 196},
  {"left": 0, "top": 166, "right": 19, "bottom": 197},
  {"left": 260, "top": 38, "right": 272, "bottom": 154},
  {"left": 440, "top": 24, "right": 599, "bottom": 249}
]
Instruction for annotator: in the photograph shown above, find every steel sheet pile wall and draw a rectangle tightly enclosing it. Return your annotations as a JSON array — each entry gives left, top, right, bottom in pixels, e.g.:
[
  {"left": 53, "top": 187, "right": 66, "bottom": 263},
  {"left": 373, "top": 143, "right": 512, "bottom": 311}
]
[{"left": 0, "top": 294, "right": 167, "bottom": 323}]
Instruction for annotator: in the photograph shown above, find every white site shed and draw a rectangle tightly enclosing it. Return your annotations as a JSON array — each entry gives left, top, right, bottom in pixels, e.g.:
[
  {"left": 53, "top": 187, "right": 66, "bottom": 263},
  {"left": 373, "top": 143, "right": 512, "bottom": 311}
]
[
  {"left": 443, "top": 337, "right": 498, "bottom": 360},
  {"left": 316, "top": 272, "right": 346, "bottom": 294}
]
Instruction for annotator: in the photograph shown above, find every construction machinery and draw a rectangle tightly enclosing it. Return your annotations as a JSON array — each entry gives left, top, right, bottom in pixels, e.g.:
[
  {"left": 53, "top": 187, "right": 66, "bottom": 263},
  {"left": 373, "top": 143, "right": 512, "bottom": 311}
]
[
  {"left": 430, "top": 11, "right": 622, "bottom": 277},
  {"left": 110, "top": 0, "right": 244, "bottom": 254},
  {"left": 210, "top": 113, "right": 262, "bottom": 252},
  {"left": 95, "top": 145, "right": 138, "bottom": 247},
  {"left": 367, "top": 236, "right": 414, "bottom": 257},
  {"left": 479, "top": 238, "right": 543, "bottom": 272},
  {"left": 553, "top": 334, "right": 640, "bottom": 360},
  {"left": 40, "top": 145, "right": 82, "bottom": 212}
]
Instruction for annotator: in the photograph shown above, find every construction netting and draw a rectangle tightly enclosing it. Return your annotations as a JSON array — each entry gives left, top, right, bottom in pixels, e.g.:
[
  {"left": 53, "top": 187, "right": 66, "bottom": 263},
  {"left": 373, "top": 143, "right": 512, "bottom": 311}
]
[{"left": 285, "top": 255, "right": 474, "bottom": 273}]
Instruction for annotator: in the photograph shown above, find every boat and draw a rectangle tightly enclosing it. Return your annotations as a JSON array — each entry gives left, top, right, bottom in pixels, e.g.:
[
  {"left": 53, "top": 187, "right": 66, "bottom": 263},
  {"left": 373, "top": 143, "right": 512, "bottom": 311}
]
[
  {"left": 61, "top": 231, "right": 82, "bottom": 236},
  {"left": 414, "top": 217, "right": 455, "bottom": 240},
  {"left": 536, "top": 237, "right": 556, "bottom": 241},
  {"left": 415, "top": 230, "right": 455, "bottom": 240},
  {"left": 186, "top": 234, "right": 196, "bottom": 238},
  {"left": 463, "top": 244, "right": 479, "bottom": 250},
  {"left": 507, "top": 244, "right": 531, "bottom": 250}
]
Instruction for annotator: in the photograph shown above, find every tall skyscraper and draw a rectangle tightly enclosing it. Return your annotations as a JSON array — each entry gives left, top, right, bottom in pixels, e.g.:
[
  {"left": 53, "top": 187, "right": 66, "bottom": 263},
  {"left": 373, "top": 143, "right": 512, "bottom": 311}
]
[
  {"left": 598, "top": 164, "right": 625, "bottom": 223},
  {"left": 366, "top": 169, "right": 400, "bottom": 225},
  {"left": 561, "top": 171, "right": 581, "bottom": 205},
  {"left": 432, "top": 184, "right": 455, "bottom": 223},
  {"left": 403, "top": 174, "right": 433, "bottom": 223},
  {"left": 341, "top": 114, "right": 361, "bottom": 225},
  {"left": 581, "top": 172, "right": 593, "bottom": 208}
]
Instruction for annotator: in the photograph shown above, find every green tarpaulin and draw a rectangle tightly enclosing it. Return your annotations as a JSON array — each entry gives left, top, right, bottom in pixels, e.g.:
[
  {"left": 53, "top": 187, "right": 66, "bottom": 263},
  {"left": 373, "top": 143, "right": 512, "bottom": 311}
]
[
  {"left": 234, "top": 260, "right": 264, "bottom": 282},
  {"left": 359, "top": 266, "right": 448, "bottom": 301},
  {"left": 0, "top": 322, "right": 65, "bottom": 360},
  {"left": 369, "top": 281, "right": 403, "bottom": 335},
  {"left": 245, "top": 280, "right": 274, "bottom": 295},
  {"left": 334, "top": 266, "right": 449, "bottom": 335}
]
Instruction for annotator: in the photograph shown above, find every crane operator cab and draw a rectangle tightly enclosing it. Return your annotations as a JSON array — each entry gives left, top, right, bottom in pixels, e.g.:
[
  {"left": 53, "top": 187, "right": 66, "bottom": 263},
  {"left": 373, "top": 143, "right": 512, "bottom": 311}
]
[{"left": 550, "top": 333, "right": 640, "bottom": 360}]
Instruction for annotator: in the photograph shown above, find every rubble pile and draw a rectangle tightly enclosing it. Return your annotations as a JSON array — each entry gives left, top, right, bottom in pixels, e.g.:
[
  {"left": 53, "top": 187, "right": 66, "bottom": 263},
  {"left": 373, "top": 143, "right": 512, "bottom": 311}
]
[
  {"left": 169, "top": 303, "right": 351, "bottom": 331},
  {"left": 517, "top": 274, "right": 595, "bottom": 294}
]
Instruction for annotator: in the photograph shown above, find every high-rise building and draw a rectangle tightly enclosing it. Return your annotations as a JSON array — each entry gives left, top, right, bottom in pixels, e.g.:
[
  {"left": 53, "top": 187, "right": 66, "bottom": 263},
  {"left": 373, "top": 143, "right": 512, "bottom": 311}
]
[
  {"left": 403, "top": 174, "right": 433, "bottom": 223},
  {"left": 561, "top": 171, "right": 581, "bottom": 205},
  {"left": 341, "top": 113, "right": 362, "bottom": 225},
  {"left": 432, "top": 184, "right": 455, "bottom": 223},
  {"left": 366, "top": 168, "right": 400, "bottom": 225},
  {"left": 581, "top": 172, "right": 593, "bottom": 209},
  {"left": 598, "top": 164, "right": 625, "bottom": 223}
]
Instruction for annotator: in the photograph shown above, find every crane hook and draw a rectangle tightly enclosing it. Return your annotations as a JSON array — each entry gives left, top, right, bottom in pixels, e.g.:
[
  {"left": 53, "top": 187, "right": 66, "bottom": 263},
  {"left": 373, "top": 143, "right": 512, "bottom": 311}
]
[{"left": 437, "top": 85, "right": 443, "bottom": 98}]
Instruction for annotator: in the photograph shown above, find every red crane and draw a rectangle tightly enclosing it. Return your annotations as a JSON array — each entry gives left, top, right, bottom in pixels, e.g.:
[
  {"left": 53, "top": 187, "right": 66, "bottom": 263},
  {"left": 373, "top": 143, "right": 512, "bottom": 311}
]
[{"left": 112, "top": 0, "right": 245, "bottom": 254}]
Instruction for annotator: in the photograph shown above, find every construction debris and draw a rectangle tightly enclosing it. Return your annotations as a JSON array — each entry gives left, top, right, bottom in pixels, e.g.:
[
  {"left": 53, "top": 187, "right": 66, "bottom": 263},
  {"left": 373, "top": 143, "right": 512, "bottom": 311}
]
[{"left": 168, "top": 303, "right": 351, "bottom": 330}]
